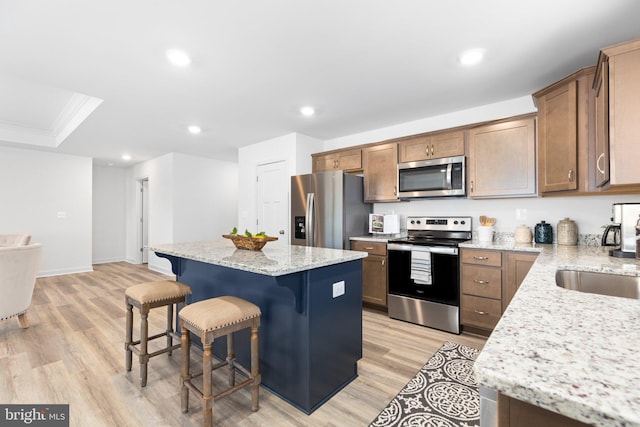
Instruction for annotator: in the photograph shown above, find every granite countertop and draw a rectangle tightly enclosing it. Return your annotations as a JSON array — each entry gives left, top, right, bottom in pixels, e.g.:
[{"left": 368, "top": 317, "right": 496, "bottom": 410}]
[
  {"left": 464, "top": 241, "right": 640, "bottom": 426},
  {"left": 350, "top": 234, "right": 403, "bottom": 243},
  {"left": 150, "top": 240, "right": 367, "bottom": 277}
]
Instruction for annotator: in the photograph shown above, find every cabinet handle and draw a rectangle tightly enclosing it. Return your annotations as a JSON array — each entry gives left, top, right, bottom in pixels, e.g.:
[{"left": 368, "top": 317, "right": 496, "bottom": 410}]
[
  {"left": 334, "top": 159, "right": 339, "bottom": 168},
  {"left": 393, "top": 185, "right": 397, "bottom": 196},
  {"left": 474, "top": 279, "right": 489, "bottom": 284},
  {"left": 596, "top": 153, "right": 605, "bottom": 174},
  {"left": 473, "top": 256, "right": 489, "bottom": 260},
  {"left": 470, "top": 180, "right": 474, "bottom": 192},
  {"left": 381, "top": 259, "right": 385, "bottom": 266},
  {"left": 431, "top": 144, "right": 434, "bottom": 156},
  {"left": 474, "top": 310, "right": 488, "bottom": 316},
  {"left": 364, "top": 246, "right": 374, "bottom": 250},
  {"left": 568, "top": 169, "right": 575, "bottom": 183}
]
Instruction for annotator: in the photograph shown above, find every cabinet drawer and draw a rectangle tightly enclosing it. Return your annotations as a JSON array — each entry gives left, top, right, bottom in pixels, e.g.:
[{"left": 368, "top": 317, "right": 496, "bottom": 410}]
[
  {"left": 351, "top": 240, "right": 387, "bottom": 256},
  {"left": 461, "top": 249, "right": 502, "bottom": 267},
  {"left": 461, "top": 294, "right": 502, "bottom": 330},
  {"left": 461, "top": 265, "right": 502, "bottom": 299}
]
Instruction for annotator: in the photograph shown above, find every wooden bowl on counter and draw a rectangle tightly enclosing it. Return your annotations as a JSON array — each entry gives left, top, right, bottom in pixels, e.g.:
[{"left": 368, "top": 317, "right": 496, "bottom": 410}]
[{"left": 222, "top": 234, "right": 278, "bottom": 251}]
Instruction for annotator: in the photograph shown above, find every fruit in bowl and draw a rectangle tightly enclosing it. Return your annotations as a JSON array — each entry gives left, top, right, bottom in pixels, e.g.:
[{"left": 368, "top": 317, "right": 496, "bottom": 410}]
[{"left": 223, "top": 228, "right": 277, "bottom": 250}]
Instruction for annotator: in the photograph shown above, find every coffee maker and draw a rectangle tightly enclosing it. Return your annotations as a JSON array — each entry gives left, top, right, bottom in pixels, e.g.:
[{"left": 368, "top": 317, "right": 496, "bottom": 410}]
[{"left": 608, "top": 203, "right": 640, "bottom": 258}]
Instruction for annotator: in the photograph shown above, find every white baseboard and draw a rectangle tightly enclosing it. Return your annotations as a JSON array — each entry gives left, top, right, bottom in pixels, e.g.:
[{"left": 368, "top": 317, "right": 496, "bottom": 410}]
[
  {"left": 92, "top": 257, "right": 126, "bottom": 265},
  {"left": 38, "top": 265, "right": 94, "bottom": 278}
]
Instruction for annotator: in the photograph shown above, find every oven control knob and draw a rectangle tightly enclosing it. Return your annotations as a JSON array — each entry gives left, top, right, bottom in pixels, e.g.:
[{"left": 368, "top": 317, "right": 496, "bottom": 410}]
[
  {"left": 454, "top": 220, "right": 459, "bottom": 224},
  {"left": 410, "top": 220, "right": 415, "bottom": 224},
  {"left": 416, "top": 220, "right": 421, "bottom": 224},
  {"left": 461, "top": 220, "right": 466, "bottom": 225}
]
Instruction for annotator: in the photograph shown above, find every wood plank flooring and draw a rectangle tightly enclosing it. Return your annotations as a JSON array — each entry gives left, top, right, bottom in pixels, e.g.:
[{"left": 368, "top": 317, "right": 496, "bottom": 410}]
[{"left": 0, "top": 262, "right": 486, "bottom": 426}]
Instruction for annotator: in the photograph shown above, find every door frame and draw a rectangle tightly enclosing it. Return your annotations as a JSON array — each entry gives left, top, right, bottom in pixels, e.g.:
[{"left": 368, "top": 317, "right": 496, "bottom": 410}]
[{"left": 136, "top": 177, "right": 149, "bottom": 264}]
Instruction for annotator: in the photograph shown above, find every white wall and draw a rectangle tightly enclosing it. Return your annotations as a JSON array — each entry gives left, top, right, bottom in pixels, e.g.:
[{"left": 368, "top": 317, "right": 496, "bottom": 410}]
[
  {"left": 92, "top": 165, "right": 126, "bottom": 264},
  {"left": 237, "top": 132, "right": 323, "bottom": 233},
  {"left": 0, "top": 146, "right": 92, "bottom": 276},
  {"left": 126, "top": 153, "right": 238, "bottom": 275}
]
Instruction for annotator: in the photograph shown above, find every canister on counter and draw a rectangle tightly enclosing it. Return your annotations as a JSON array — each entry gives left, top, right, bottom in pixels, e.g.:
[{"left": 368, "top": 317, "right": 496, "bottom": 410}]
[
  {"left": 534, "top": 221, "right": 553, "bottom": 244},
  {"left": 635, "top": 215, "right": 640, "bottom": 259},
  {"left": 557, "top": 217, "right": 578, "bottom": 246}
]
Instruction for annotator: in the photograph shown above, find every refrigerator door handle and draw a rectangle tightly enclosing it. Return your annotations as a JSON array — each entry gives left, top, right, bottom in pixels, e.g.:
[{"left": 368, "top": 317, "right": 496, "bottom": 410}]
[{"left": 306, "top": 193, "right": 315, "bottom": 246}]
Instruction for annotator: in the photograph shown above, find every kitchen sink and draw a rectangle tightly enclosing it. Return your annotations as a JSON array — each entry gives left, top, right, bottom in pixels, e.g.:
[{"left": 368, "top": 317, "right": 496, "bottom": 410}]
[{"left": 555, "top": 270, "right": 640, "bottom": 300}]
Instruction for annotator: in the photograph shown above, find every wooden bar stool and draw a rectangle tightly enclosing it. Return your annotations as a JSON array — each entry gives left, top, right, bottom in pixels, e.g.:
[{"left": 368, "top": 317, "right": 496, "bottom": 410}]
[
  {"left": 179, "top": 296, "right": 261, "bottom": 427},
  {"left": 125, "top": 279, "right": 192, "bottom": 387}
]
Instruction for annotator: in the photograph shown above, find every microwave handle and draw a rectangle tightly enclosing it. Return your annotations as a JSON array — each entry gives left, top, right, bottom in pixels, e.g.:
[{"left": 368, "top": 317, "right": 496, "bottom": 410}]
[{"left": 445, "top": 163, "right": 452, "bottom": 189}]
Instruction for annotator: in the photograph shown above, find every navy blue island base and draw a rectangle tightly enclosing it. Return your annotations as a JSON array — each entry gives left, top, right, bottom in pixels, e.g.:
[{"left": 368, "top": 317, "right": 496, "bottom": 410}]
[{"left": 155, "top": 249, "right": 363, "bottom": 414}]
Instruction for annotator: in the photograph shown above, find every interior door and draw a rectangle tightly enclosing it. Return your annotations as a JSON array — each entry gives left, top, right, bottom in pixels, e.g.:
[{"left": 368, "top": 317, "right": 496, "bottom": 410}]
[{"left": 257, "top": 161, "right": 288, "bottom": 245}]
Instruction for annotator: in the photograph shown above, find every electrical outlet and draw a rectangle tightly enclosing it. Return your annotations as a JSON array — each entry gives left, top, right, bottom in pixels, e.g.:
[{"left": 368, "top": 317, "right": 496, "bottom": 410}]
[
  {"left": 332, "top": 281, "right": 345, "bottom": 298},
  {"left": 516, "top": 208, "right": 527, "bottom": 222},
  {"left": 57, "top": 211, "right": 66, "bottom": 219}
]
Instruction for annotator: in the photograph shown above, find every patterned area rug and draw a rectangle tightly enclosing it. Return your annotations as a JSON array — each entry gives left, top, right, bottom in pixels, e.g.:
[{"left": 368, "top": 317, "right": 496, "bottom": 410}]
[{"left": 369, "top": 341, "right": 480, "bottom": 427}]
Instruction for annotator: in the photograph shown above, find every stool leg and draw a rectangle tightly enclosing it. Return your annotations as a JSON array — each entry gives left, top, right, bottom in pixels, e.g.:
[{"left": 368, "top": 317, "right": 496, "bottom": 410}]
[
  {"left": 203, "top": 341, "right": 213, "bottom": 427},
  {"left": 226, "top": 333, "right": 235, "bottom": 386},
  {"left": 140, "top": 310, "right": 149, "bottom": 387},
  {"left": 166, "top": 303, "right": 174, "bottom": 356},
  {"left": 180, "top": 329, "right": 191, "bottom": 413},
  {"left": 250, "top": 324, "right": 260, "bottom": 411},
  {"left": 125, "top": 300, "right": 133, "bottom": 372}
]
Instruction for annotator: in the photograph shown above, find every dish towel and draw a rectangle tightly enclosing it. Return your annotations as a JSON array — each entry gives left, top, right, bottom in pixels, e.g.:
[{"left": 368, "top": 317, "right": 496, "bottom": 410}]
[{"left": 410, "top": 250, "right": 432, "bottom": 285}]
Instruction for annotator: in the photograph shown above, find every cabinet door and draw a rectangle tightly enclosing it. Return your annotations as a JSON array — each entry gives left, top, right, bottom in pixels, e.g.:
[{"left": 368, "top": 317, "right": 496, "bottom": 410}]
[
  {"left": 594, "top": 63, "right": 610, "bottom": 187},
  {"left": 362, "top": 255, "right": 387, "bottom": 306},
  {"left": 312, "top": 153, "right": 336, "bottom": 172},
  {"left": 363, "top": 142, "right": 399, "bottom": 202},
  {"left": 608, "top": 47, "right": 640, "bottom": 186},
  {"left": 398, "top": 135, "right": 431, "bottom": 162},
  {"left": 537, "top": 82, "right": 578, "bottom": 192},
  {"left": 504, "top": 252, "right": 537, "bottom": 311},
  {"left": 431, "top": 130, "right": 465, "bottom": 159},
  {"left": 468, "top": 117, "right": 536, "bottom": 198},
  {"left": 336, "top": 148, "right": 362, "bottom": 171}
]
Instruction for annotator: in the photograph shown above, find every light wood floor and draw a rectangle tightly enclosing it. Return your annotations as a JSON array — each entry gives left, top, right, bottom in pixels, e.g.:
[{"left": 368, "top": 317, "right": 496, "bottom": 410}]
[{"left": 0, "top": 262, "right": 486, "bottom": 426}]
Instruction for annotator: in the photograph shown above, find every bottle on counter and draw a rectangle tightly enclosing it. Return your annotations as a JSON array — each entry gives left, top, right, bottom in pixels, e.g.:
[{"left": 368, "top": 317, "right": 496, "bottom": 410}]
[
  {"left": 534, "top": 221, "right": 553, "bottom": 244},
  {"left": 557, "top": 217, "right": 578, "bottom": 246}
]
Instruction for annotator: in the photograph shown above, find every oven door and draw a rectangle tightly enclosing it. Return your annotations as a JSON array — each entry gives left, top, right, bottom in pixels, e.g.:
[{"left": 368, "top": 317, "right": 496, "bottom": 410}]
[{"left": 387, "top": 243, "right": 459, "bottom": 306}]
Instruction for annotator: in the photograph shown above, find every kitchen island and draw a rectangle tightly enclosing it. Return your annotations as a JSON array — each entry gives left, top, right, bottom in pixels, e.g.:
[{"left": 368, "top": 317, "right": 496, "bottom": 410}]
[
  {"left": 461, "top": 241, "right": 640, "bottom": 426},
  {"left": 149, "top": 240, "right": 367, "bottom": 414}
]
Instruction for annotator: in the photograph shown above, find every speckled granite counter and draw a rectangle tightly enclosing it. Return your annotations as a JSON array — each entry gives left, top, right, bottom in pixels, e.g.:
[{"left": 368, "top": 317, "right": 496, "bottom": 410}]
[
  {"left": 150, "top": 239, "right": 367, "bottom": 276},
  {"left": 460, "top": 241, "right": 640, "bottom": 426}
]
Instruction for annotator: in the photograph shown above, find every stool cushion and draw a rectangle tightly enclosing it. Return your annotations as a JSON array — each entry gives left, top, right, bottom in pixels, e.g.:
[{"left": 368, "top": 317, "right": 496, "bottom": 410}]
[
  {"left": 179, "top": 296, "right": 261, "bottom": 332},
  {"left": 125, "top": 280, "right": 192, "bottom": 304}
]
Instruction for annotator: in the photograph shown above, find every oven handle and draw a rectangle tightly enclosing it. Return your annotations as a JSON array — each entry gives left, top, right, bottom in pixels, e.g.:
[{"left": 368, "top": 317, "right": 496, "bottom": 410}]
[{"left": 387, "top": 243, "right": 458, "bottom": 255}]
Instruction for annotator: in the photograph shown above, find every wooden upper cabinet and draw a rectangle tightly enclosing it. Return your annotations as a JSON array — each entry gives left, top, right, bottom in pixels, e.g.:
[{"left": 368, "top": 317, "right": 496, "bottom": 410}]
[
  {"left": 312, "top": 148, "right": 362, "bottom": 172},
  {"left": 533, "top": 67, "right": 595, "bottom": 194},
  {"left": 594, "top": 62, "right": 610, "bottom": 187},
  {"left": 467, "top": 116, "right": 537, "bottom": 198},
  {"left": 594, "top": 39, "right": 640, "bottom": 189},
  {"left": 398, "top": 130, "right": 464, "bottom": 163},
  {"left": 363, "top": 142, "right": 399, "bottom": 202}
]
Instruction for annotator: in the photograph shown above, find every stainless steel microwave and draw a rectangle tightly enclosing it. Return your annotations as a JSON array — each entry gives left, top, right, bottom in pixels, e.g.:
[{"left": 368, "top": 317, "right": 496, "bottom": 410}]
[{"left": 397, "top": 155, "right": 465, "bottom": 198}]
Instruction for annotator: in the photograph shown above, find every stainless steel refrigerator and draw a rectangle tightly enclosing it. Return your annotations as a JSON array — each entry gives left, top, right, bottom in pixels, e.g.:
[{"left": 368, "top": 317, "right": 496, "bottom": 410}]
[{"left": 291, "top": 171, "right": 371, "bottom": 249}]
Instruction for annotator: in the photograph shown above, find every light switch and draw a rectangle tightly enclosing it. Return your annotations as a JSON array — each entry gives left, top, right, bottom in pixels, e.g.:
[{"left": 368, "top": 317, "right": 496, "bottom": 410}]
[{"left": 332, "top": 281, "right": 345, "bottom": 298}]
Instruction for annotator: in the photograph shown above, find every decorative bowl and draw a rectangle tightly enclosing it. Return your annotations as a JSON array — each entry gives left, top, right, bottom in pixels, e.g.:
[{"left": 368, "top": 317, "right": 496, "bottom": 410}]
[{"left": 222, "top": 234, "right": 278, "bottom": 251}]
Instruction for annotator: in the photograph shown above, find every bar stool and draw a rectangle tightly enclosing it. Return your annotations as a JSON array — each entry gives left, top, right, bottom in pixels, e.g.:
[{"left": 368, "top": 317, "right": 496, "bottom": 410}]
[
  {"left": 124, "top": 279, "right": 192, "bottom": 387},
  {"left": 179, "top": 296, "right": 261, "bottom": 427}
]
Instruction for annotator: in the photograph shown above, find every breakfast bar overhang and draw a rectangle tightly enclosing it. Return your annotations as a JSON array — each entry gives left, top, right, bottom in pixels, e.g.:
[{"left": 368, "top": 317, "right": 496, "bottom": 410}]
[{"left": 150, "top": 240, "right": 367, "bottom": 414}]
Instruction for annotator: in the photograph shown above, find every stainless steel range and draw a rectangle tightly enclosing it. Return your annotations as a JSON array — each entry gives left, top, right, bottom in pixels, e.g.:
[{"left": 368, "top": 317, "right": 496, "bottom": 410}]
[{"left": 387, "top": 216, "right": 472, "bottom": 334}]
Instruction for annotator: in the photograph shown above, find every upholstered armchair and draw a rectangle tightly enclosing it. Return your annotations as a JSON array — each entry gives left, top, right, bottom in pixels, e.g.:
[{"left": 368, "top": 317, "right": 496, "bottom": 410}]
[
  {"left": 0, "top": 234, "right": 31, "bottom": 246},
  {"left": 0, "top": 244, "right": 42, "bottom": 328}
]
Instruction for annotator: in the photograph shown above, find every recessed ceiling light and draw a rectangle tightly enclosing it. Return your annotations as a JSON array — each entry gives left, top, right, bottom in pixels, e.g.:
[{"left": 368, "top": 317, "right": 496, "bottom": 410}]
[
  {"left": 166, "top": 49, "right": 191, "bottom": 67},
  {"left": 458, "top": 48, "right": 485, "bottom": 66},
  {"left": 187, "top": 125, "right": 201, "bottom": 134},
  {"left": 300, "top": 106, "right": 315, "bottom": 117},
  {"left": 122, "top": 154, "right": 131, "bottom": 161}
]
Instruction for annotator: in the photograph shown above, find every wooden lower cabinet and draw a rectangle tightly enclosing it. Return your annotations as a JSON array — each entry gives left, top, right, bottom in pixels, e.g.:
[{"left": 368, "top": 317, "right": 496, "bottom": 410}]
[
  {"left": 498, "top": 393, "right": 589, "bottom": 427},
  {"left": 351, "top": 240, "right": 388, "bottom": 308},
  {"left": 461, "top": 248, "right": 537, "bottom": 333}
]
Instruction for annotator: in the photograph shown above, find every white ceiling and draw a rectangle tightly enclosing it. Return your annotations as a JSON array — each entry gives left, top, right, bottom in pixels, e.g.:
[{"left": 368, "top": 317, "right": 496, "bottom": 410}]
[{"left": 1, "top": 1, "right": 639, "bottom": 166}]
